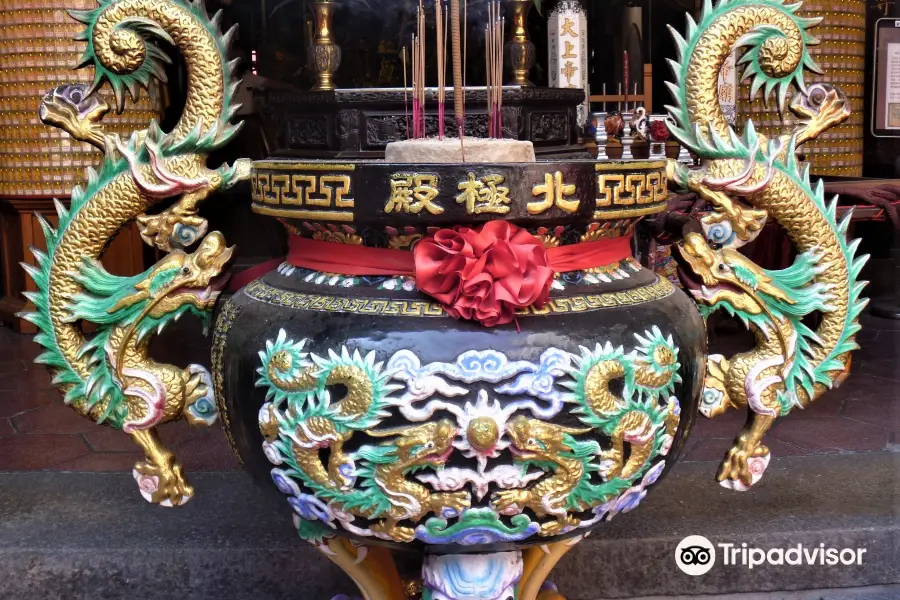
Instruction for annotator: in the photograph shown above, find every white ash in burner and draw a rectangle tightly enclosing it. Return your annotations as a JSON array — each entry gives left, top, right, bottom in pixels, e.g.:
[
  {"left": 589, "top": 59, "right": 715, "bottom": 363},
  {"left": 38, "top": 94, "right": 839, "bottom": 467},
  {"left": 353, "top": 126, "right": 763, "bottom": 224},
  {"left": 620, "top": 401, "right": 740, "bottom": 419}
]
[{"left": 385, "top": 137, "right": 535, "bottom": 164}]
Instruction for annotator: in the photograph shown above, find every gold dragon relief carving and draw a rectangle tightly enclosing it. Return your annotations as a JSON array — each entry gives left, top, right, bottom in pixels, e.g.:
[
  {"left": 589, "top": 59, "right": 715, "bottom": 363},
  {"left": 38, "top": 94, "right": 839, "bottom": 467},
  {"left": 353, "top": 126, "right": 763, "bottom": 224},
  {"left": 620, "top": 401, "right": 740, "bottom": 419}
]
[
  {"left": 665, "top": 0, "right": 866, "bottom": 490},
  {"left": 255, "top": 327, "right": 683, "bottom": 545},
  {"left": 22, "top": 0, "right": 252, "bottom": 506}
]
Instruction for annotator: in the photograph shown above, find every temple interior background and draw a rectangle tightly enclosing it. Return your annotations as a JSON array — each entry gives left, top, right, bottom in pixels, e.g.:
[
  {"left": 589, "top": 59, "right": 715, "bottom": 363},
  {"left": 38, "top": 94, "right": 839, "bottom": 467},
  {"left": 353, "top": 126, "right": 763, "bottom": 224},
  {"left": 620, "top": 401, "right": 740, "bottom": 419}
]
[{"left": 0, "top": 1, "right": 897, "bottom": 598}]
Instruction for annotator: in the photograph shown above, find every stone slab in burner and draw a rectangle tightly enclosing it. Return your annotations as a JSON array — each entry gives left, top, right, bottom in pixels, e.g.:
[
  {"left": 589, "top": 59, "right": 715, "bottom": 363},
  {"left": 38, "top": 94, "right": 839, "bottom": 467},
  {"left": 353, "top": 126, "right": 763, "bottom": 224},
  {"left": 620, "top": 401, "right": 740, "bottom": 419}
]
[{"left": 260, "top": 86, "right": 589, "bottom": 160}]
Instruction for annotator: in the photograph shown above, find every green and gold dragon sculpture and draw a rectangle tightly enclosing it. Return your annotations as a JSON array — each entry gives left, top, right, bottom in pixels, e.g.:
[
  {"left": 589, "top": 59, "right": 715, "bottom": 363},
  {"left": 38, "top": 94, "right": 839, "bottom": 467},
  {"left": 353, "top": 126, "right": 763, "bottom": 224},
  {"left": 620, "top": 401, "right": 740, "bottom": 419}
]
[
  {"left": 666, "top": 0, "right": 868, "bottom": 490},
  {"left": 22, "top": 0, "right": 249, "bottom": 506},
  {"left": 257, "top": 330, "right": 472, "bottom": 543},
  {"left": 494, "top": 329, "right": 682, "bottom": 536}
]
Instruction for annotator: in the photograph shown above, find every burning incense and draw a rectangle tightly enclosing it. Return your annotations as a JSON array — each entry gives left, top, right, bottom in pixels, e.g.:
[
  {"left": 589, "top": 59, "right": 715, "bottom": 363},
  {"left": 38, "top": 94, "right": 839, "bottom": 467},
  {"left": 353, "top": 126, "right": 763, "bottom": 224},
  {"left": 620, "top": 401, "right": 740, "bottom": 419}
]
[
  {"left": 402, "top": 46, "right": 409, "bottom": 139},
  {"left": 485, "top": 2, "right": 504, "bottom": 139},
  {"left": 412, "top": 34, "right": 419, "bottom": 138},
  {"left": 450, "top": 0, "right": 465, "bottom": 155},
  {"left": 463, "top": 0, "right": 468, "bottom": 90},
  {"left": 436, "top": 1, "right": 448, "bottom": 139},
  {"left": 419, "top": 1, "right": 426, "bottom": 138}
]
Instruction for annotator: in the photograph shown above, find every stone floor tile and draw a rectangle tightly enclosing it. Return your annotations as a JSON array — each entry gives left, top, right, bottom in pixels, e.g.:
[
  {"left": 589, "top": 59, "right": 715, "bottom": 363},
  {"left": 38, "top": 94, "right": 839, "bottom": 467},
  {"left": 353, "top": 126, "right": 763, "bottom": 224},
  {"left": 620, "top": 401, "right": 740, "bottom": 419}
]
[
  {"left": 175, "top": 430, "right": 241, "bottom": 471},
  {"left": 889, "top": 432, "right": 900, "bottom": 452},
  {"left": 838, "top": 374, "right": 899, "bottom": 402},
  {"left": 0, "top": 366, "right": 53, "bottom": 392},
  {"left": 854, "top": 327, "right": 880, "bottom": 345},
  {"left": 770, "top": 416, "right": 891, "bottom": 453},
  {"left": 840, "top": 398, "right": 900, "bottom": 432},
  {"left": 0, "top": 434, "right": 89, "bottom": 469},
  {"left": 681, "top": 437, "right": 734, "bottom": 462},
  {"left": 0, "top": 328, "right": 41, "bottom": 361},
  {"left": 159, "top": 418, "right": 219, "bottom": 449},
  {"left": 687, "top": 409, "right": 746, "bottom": 439},
  {"left": 791, "top": 391, "right": 844, "bottom": 417},
  {"left": 759, "top": 437, "right": 810, "bottom": 458},
  {"left": 680, "top": 435, "right": 807, "bottom": 463},
  {"left": 11, "top": 404, "right": 96, "bottom": 435},
  {"left": 855, "top": 360, "right": 900, "bottom": 383},
  {"left": 0, "top": 389, "right": 55, "bottom": 419},
  {"left": 861, "top": 315, "right": 900, "bottom": 332},
  {"left": 82, "top": 428, "right": 140, "bottom": 452},
  {"left": 0, "top": 359, "right": 28, "bottom": 379},
  {"left": 55, "top": 452, "right": 140, "bottom": 472}
]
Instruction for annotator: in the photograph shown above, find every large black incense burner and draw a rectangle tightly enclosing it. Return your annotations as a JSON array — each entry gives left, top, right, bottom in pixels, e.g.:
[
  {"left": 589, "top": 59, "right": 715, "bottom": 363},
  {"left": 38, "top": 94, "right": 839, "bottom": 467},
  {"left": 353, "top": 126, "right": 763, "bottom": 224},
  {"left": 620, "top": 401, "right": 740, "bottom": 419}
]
[
  {"left": 24, "top": 0, "right": 866, "bottom": 599},
  {"left": 260, "top": 87, "right": 589, "bottom": 159},
  {"left": 218, "top": 155, "right": 706, "bottom": 562}
]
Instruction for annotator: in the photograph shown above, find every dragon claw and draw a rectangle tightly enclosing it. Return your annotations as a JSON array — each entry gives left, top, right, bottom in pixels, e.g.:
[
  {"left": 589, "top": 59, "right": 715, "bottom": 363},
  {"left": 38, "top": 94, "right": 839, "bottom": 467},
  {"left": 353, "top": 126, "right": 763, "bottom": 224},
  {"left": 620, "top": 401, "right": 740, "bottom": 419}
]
[
  {"left": 133, "top": 461, "right": 194, "bottom": 507},
  {"left": 137, "top": 209, "right": 209, "bottom": 252},
  {"left": 370, "top": 521, "right": 416, "bottom": 543},
  {"left": 492, "top": 489, "right": 527, "bottom": 515},
  {"left": 717, "top": 441, "right": 771, "bottom": 491},
  {"left": 436, "top": 491, "right": 472, "bottom": 516},
  {"left": 539, "top": 516, "right": 579, "bottom": 537},
  {"left": 184, "top": 364, "right": 218, "bottom": 427},
  {"left": 705, "top": 205, "right": 767, "bottom": 241}
]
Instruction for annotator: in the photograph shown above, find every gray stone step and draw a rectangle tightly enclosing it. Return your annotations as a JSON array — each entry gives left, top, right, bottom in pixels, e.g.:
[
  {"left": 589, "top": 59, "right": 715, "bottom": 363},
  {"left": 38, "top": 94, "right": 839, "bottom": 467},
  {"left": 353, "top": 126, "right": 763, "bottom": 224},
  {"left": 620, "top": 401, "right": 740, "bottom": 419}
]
[
  {"left": 0, "top": 453, "right": 897, "bottom": 600},
  {"left": 627, "top": 586, "right": 899, "bottom": 600}
]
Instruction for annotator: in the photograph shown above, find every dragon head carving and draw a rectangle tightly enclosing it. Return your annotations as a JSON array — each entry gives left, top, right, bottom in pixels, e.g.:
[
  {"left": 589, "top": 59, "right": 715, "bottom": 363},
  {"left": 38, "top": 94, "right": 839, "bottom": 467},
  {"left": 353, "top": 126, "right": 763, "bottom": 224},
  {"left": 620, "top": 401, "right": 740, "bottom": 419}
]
[
  {"left": 67, "top": 231, "right": 233, "bottom": 339},
  {"left": 676, "top": 232, "right": 790, "bottom": 317},
  {"left": 676, "top": 231, "right": 833, "bottom": 329},
  {"left": 505, "top": 416, "right": 590, "bottom": 462},
  {"left": 39, "top": 84, "right": 110, "bottom": 150},
  {"left": 368, "top": 419, "right": 459, "bottom": 470}
]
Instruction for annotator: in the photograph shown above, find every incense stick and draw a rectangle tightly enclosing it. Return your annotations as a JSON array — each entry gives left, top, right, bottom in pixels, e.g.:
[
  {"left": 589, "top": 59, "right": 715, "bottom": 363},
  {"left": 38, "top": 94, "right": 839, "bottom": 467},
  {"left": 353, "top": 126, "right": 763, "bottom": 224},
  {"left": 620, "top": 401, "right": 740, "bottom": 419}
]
[
  {"left": 450, "top": 0, "right": 465, "bottom": 157},
  {"left": 419, "top": 0, "right": 426, "bottom": 138},
  {"left": 402, "top": 46, "right": 409, "bottom": 140},
  {"left": 485, "top": 19, "right": 491, "bottom": 138},
  {"left": 485, "top": 2, "right": 504, "bottom": 139},
  {"left": 463, "top": 0, "right": 468, "bottom": 91},
  {"left": 436, "top": 0, "right": 447, "bottom": 140}
]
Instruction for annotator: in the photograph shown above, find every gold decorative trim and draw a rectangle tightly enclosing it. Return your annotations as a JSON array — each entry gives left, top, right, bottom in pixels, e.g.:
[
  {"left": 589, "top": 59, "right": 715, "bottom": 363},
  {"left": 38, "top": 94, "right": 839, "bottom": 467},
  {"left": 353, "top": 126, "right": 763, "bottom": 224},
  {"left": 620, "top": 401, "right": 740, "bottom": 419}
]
[
  {"left": 253, "top": 162, "right": 356, "bottom": 171},
  {"left": 593, "top": 205, "right": 668, "bottom": 219},
  {"left": 243, "top": 276, "right": 674, "bottom": 317},
  {"left": 253, "top": 206, "right": 356, "bottom": 222},
  {"left": 594, "top": 160, "right": 667, "bottom": 171},
  {"left": 212, "top": 299, "right": 243, "bottom": 465}
]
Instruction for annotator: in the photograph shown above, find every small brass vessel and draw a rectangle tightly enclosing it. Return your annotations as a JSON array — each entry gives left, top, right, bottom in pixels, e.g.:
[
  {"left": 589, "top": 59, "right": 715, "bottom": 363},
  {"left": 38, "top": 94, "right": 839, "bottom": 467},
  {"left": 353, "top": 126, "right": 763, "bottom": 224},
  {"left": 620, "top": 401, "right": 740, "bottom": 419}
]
[
  {"left": 506, "top": 0, "right": 536, "bottom": 87},
  {"left": 311, "top": 1, "right": 341, "bottom": 91}
]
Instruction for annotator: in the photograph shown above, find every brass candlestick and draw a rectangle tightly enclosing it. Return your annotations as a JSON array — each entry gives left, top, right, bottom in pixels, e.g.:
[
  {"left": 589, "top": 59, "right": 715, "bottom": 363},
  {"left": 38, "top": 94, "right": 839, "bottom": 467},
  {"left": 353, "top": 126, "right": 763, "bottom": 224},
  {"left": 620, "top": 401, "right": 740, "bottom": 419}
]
[
  {"left": 505, "top": 0, "right": 536, "bottom": 87},
  {"left": 311, "top": 1, "right": 341, "bottom": 91}
]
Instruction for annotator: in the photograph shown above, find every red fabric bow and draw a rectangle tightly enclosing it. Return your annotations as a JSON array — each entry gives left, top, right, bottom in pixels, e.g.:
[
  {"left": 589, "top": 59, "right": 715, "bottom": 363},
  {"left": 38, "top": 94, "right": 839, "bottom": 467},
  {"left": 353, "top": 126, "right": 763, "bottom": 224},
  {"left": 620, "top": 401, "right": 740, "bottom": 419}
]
[
  {"left": 230, "top": 222, "right": 635, "bottom": 328},
  {"left": 414, "top": 221, "right": 554, "bottom": 327}
]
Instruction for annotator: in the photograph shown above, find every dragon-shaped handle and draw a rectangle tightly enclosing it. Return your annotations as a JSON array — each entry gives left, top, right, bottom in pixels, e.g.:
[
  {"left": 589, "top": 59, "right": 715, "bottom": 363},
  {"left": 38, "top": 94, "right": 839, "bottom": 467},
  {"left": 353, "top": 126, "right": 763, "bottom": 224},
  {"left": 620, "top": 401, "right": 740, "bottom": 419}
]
[
  {"left": 23, "top": 0, "right": 249, "bottom": 506},
  {"left": 666, "top": 0, "right": 867, "bottom": 490}
]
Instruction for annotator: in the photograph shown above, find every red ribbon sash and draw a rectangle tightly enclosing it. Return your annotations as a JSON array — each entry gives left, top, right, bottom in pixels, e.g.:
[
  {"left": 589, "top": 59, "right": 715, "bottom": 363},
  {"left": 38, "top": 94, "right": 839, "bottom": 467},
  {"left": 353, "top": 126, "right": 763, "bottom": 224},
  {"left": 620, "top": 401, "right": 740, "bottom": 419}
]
[
  {"left": 285, "top": 233, "right": 633, "bottom": 276},
  {"left": 230, "top": 222, "right": 633, "bottom": 327}
]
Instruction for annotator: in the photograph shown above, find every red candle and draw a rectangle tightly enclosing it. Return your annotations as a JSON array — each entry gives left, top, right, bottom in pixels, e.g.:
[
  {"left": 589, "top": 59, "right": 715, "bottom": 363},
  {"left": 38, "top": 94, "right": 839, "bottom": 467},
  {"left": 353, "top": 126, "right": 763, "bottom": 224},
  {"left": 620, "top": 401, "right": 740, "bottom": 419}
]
[{"left": 624, "top": 50, "right": 629, "bottom": 111}]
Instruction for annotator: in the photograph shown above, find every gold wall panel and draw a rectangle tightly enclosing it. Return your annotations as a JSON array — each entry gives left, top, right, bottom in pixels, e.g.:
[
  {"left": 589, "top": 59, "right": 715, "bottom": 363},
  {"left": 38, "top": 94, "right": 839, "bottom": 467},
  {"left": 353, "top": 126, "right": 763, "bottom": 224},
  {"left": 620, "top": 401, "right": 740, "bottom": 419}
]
[
  {"left": 0, "top": 1, "right": 163, "bottom": 197},
  {"left": 736, "top": 0, "right": 866, "bottom": 177}
]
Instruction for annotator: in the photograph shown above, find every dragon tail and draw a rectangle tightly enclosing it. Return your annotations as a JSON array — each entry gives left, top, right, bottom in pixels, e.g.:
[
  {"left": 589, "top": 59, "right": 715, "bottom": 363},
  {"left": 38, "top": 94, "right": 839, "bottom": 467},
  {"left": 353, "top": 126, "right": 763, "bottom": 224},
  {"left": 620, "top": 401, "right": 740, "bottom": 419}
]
[
  {"left": 666, "top": 0, "right": 821, "bottom": 148},
  {"left": 19, "top": 162, "right": 134, "bottom": 427},
  {"left": 70, "top": 0, "right": 242, "bottom": 146},
  {"left": 784, "top": 165, "right": 869, "bottom": 408},
  {"left": 20, "top": 0, "right": 245, "bottom": 428}
]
